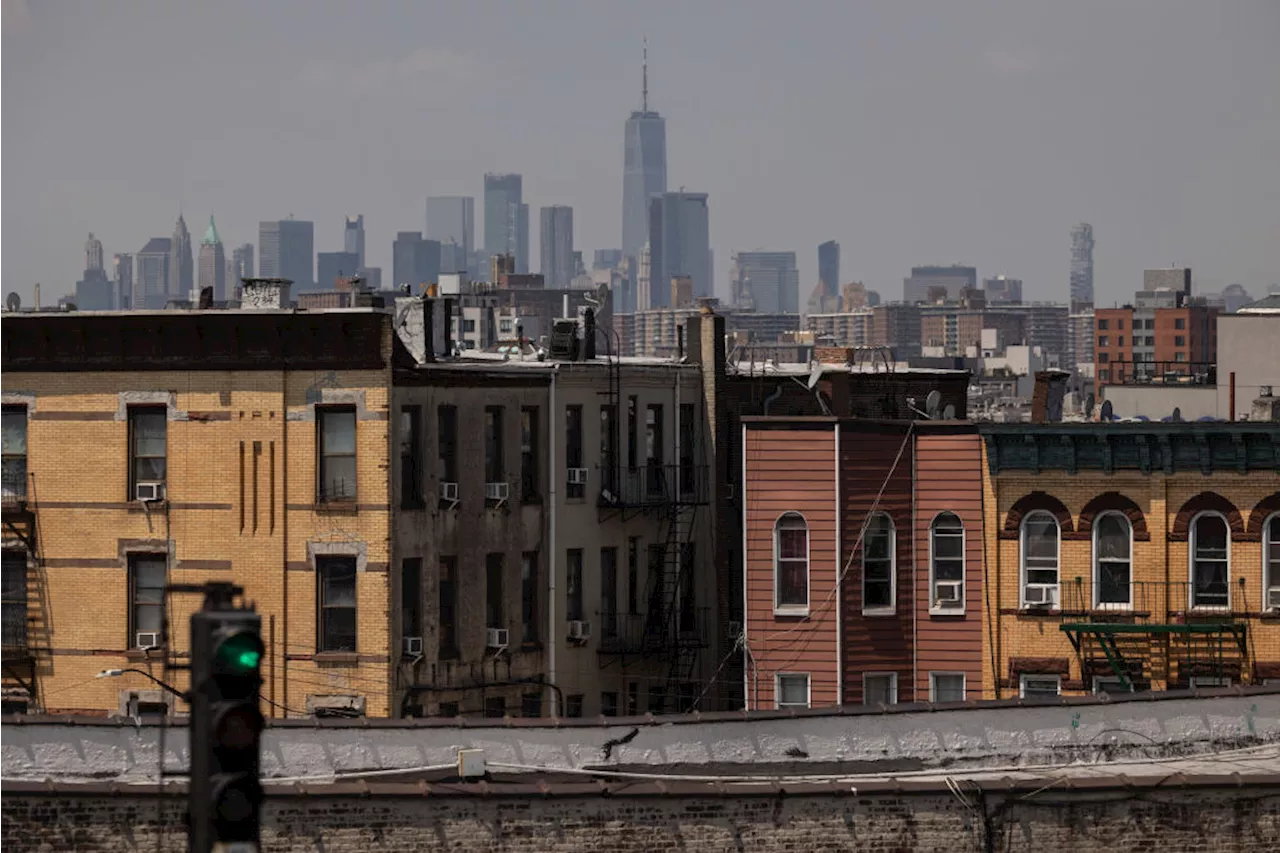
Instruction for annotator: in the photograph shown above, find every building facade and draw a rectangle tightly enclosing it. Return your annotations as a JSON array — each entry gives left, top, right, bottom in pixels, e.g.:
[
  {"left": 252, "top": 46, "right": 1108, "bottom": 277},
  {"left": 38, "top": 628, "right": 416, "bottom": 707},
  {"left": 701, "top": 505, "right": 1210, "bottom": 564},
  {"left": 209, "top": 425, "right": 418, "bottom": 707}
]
[
  {"left": 133, "top": 238, "right": 170, "bottom": 310},
  {"left": 344, "top": 215, "right": 366, "bottom": 269},
  {"left": 197, "top": 216, "right": 226, "bottom": 302},
  {"left": 539, "top": 206, "right": 574, "bottom": 289},
  {"left": 1070, "top": 223, "right": 1094, "bottom": 313},
  {"left": 646, "top": 192, "right": 711, "bottom": 309},
  {"left": 732, "top": 251, "right": 800, "bottom": 315},
  {"left": 259, "top": 219, "right": 315, "bottom": 291},
  {"left": 318, "top": 251, "right": 362, "bottom": 291},
  {"left": 903, "top": 265, "right": 977, "bottom": 304},
  {"left": 392, "top": 233, "right": 441, "bottom": 293},
  {"left": 483, "top": 174, "right": 528, "bottom": 274}
]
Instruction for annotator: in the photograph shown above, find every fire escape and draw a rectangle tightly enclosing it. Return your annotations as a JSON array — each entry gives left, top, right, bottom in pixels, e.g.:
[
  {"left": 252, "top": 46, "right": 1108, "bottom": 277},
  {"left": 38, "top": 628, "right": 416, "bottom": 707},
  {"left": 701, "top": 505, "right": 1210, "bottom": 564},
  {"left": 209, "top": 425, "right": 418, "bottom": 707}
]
[
  {"left": 1059, "top": 577, "right": 1250, "bottom": 692},
  {"left": 2, "top": 461, "right": 42, "bottom": 710}
]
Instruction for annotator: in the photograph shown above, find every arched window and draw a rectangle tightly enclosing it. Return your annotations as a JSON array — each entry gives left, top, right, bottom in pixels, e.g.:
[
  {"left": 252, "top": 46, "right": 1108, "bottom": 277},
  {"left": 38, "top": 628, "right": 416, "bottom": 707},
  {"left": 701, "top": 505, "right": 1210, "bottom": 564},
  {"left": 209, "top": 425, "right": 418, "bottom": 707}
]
[
  {"left": 930, "top": 512, "right": 965, "bottom": 611},
  {"left": 1020, "top": 511, "right": 1060, "bottom": 607},
  {"left": 774, "top": 513, "right": 809, "bottom": 610},
  {"left": 1094, "top": 512, "right": 1131, "bottom": 609},
  {"left": 1266, "top": 515, "right": 1280, "bottom": 611},
  {"left": 1190, "top": 513, "right": 1230, "bottom": 609},
  {"left": 862, "top": 513, "right": 895, "bottom": 613}
]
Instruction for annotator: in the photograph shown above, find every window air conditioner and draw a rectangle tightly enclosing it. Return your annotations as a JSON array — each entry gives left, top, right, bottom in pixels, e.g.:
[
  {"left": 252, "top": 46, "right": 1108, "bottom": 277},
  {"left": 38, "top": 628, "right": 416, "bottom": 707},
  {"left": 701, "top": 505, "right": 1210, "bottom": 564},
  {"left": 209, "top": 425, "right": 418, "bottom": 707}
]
[
  {"left": 567, "top": 468, "right": 589, "bottom": 485},
  {"left": 135, "top": 632, "right": 160, "bottom": 649},
  {"left": 135, "top": 482, "right": 164, "bottom": 502},
  {"left": 403, "top": 636, "right": 424, "bottom": 657},
  {"left": 438, "top": 481, "right": 459, "bottom": 502},
  {"left": 486, "top": 627, "right": 509, "bottom": 649},
  {"left": 567, "top": 620, "right": 591, "bottom": 641},
  {"left": 1268, "top": 587, "right": 1280, "bottom": 611},
  {"left": 1024, "top": 584, "right": 1058, "bottom": 607},
  {"left": 484, "top": 482, "right": 509, "bottom": 503},
  {"left": 934, "top": 580, "right": 963, "bottom": 606}
]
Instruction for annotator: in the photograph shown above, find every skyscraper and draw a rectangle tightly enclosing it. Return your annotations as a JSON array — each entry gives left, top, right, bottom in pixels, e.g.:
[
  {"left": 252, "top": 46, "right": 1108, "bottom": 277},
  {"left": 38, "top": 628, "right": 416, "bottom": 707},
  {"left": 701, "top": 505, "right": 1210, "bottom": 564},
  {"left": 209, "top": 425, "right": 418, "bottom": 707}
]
[
  {"left": 317, "top": 252, "right": 361, "bottom": 288},
  {"left": 169, "top": 214, "right": 194, "bottom": 302},
  {"left": 113, "top": 253, "right": 133, "bottom": 310},
  {"left": 732, "top": 252, "right": 801, "bottom": 314},
  {"left": 259, "top": 219, "right": 314, "bottom": 290},
  {"left": 84, "top": 233, "right": 104, "bottom": 272},
  {"left": 1070, "top": 222, "right": 1094, "bottom": 312},
  {"left": 902, "top": 265, "right": 978, "bottom": 303},
  {"left": 344, "top": 215, "right": 366, "bottom": 268},
  {"left": 807, "top": 240, "right": 841, "bottom": 314},
  {"left": 392, "top": 232, "right": 441, "bottom": 292},
  {"left": 622, "top": 40, "right": 668, "bottom": 265},
  {"left": 232, "top": 244, "right": 254, "bottom": 283},
  {"left": 646, "top": 191, "right": 711, "bottom": 309},
  {"left": 198, "top": 215, "right": 226, "bottom": 301},
  {"left": 483, "top": 173, "right": 528, "bottom": 273},
  {"left": 540, "top": 205, "right": 574, "bottom": 288},
  {"left": 135, "top": 238, "right": 171, "bottom": 309},
  {"left": 426, "top": 196, "right": 475, "bottom": 260}
]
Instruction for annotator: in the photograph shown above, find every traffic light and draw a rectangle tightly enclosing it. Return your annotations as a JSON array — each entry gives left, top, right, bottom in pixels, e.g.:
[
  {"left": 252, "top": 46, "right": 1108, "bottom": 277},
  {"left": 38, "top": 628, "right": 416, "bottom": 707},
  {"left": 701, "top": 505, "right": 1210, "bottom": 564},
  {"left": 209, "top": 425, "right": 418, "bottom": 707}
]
[{"left": 190, "top": 608, "right": 264, "bottom": 853}]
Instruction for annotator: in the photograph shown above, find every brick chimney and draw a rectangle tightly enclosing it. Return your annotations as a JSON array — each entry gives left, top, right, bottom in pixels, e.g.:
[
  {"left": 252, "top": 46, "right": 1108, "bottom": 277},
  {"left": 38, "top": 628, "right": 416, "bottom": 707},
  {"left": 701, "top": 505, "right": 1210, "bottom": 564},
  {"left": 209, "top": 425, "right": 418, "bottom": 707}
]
[{"left": 1030, "top": 370, "right": 1070, "bottom": 423}]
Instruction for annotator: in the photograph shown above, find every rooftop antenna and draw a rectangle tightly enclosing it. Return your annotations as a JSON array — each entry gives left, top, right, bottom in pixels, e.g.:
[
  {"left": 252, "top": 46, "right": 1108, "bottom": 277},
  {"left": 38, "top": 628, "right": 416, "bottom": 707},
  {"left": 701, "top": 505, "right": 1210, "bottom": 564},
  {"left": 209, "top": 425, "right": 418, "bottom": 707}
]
[{"left": 642, "top": 37, "right": 648, "bottom": 112}]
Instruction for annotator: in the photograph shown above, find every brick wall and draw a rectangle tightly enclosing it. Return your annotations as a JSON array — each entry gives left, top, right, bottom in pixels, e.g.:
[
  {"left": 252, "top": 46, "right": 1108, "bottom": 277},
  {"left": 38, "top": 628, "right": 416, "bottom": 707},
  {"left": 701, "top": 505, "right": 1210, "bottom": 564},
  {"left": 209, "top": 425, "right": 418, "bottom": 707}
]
[{"left": 4, "top": 787, "right": 1279, "bottom": 852}]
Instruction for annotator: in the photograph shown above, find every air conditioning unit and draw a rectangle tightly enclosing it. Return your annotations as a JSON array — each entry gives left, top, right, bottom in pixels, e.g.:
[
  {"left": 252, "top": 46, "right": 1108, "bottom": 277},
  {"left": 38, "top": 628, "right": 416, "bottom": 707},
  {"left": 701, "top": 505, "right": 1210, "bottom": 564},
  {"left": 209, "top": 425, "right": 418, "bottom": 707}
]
[
  {"left": 135, "top": 482, "right": 164, "bottom": 502},
  {"left": 484, "top": 482, "right": 509, "bottom": 503},
  {"left": 403, "top": 636, "right": 423, "bottom": 657},
  {"left": 486, "top": 627, "right": 509, "bottom": 649},
  {"left": 438, "top": 481, "right": 459, "bottom": 502},
  {"left": 1024, "top": 584, "right": 1058, "bottom": 607},
  {"left": 934, "top": 581, "right": 963, "bottom": 606},
  {"left": 567, "top": 467, "right": 589, "bottom": 485},
  {"left": 135, "top": 632, "right": 160, "bottom": 649},
  {"left": 567, "top": 620, "right": 591, "bottom": 642},
  {"left": 1268, "top": 587, "right": 1280, "bottom": 611}
]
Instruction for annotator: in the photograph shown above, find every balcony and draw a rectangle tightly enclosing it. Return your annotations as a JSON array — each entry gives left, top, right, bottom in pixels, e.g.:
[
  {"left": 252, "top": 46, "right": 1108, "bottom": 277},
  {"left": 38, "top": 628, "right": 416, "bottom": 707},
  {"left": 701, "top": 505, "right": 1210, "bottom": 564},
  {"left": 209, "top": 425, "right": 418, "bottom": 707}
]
[
  {"left": 1, "top": 602, "right": 26, "bottom": 650},
  {"left": 596, "top": 464, "right": 709, "bottom": 509},
  {"left": 596, "top": 607, "right": 711, "bottom": 656},
  {"left": 1058, "top": 577, "right": 1254, "bottom": 622},
  {"left": 2, "top": 463, "right": 27, "bottom": 510}
]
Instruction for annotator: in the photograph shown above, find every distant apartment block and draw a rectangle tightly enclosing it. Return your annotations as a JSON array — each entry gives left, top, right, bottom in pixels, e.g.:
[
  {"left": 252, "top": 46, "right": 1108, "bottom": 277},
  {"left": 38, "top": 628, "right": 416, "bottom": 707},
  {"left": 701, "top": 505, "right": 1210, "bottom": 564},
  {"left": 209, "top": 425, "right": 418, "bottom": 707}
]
[
  {"left": 903, "top": 265, "right": 977, "bottom": 303},
  {"left": 808, "top": 311, "right": 874, "bottom": 349},
  {"left": 983, "top": 276, "right": 1023, "bottom": 304}
]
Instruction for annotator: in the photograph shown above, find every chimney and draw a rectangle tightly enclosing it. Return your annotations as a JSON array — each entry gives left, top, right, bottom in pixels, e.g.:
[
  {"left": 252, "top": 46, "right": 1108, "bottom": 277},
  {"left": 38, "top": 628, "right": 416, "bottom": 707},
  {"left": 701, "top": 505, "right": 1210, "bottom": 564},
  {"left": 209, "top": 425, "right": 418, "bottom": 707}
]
[
  {"left": 1252, "top": 385, "right": 1279, "bottom": 422},
  {"left": 240, "top": 278, "right": 292, "bottom": 310},
  {"left": 677, "top": 325, "right": 685, "bottom": 360},
  {"left": 1030, "top": 370, "right": 1070, "bottom": 423},
  {"left": 442, "top": 297, "right": 454, "bottom": 355},
  {"left": 579, "top": 306, "right": 596, "bottom": 360},
  {"left": 423, "top": 298, "right": 436, "bottom": 363}
]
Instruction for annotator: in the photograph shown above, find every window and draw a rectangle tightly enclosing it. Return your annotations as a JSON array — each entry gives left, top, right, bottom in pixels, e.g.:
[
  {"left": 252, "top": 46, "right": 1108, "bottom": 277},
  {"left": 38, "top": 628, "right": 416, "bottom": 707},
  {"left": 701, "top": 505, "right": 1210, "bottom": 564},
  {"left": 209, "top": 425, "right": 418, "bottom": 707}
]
[
  {"left": 437, "top": 701, "right": 459, "bottom": 718},
  {"left": 438, "top": 556, "right": 458, "bottom": 657},
  {"left": 1097, "top": 319, "right": 1109, "bottom": 331},
  {"left": 1117, "top": 335, "right": 1124, "bottom": 347},
  {"left": 647, "top": 686, "right": 666, "bottom": 714},
  {"left": 1175, "top": 317, "right": 1186, "bottom": 330},
  {"left": 128, "top": 696, "right": 169, "bottom": 721},
  {"left": 1097, "top": 335, "right": 1108, "bottom": 347},
  {"left": 1, "top": 407, "right": 27, "bottom": 500},
  {"left": 645, "top": 545, "right": 666, "bottom": 635},
  {"left": 678, "top": 403, "right": 696, "bottom": 495},
  {"left": 499, "top": 318, "right": 513, "bottom": 334},
  {"left": 521, "top": 551, "right": 538, "bottom": 643},
  {"left": 317, "top": 408, "right": 356, "bottom": 501},
  {"left": 1093, "top": 676, "right": 1133, "bottom": 695},
  {"left": 774, "top": 513, "right": 809, "bottom": 611},
  {"left": 484, "top": 696, "right": 506, "bottom": 718},
  {"left": 1266, "top": 516, "right": 1280, "bottom": 606},
  {"left": 1020, "top": 674, "right": 1061, "bottom": 698},
  {"left": 645, "top": 403, "right": 664, "bottom": 494},
  {"left": 1, "top": 551, "right": 26, "bottom": 649},
  {"left": 317, "top": 556, "right": 357, "bottom": 652},
  {"left": 862, "top": 513, "right": 895, "bottom": 612},
  {"left": 520, "top": 407, "right": 539, "bottom": 501},
  {"left": 627, "top": 537, "right": 640, "bottom": 614},
  {"left": 486, "top": 553, "right": 504, "bottom": 629},
  {"left": 522, "top": 693, "right": 541, "bottom": 718},
  {"left": 1175, "top": 351, "right": 1187, "bottom": 363},
  {"left": 601, "top": 691, "right": 619, "bottom": 717},
  {"left": 776, "top": 673, "right": 810, "bottom": 709},
  {"left": 484, "top": 407, "right": 504, "bottom": 484},
  {"left": 930, "top": 672, "right": 965, "bottom": 702},
  {"left": 599, "top": 404, "right": 618, "bottom": 494},
  {"left": 626, "top": 682, "right": 639, "bottom": 715},
  {"left": 627, "top": 396, "right": 638, "bottom": 469},
  {"left": 401, "top": 557, "right": 421, "bottom": 639},
  {"left": 399, "top": 406, "right": 423, "bottom": 508},
  {"left": 565, "top": 695, "right": 584, "bottom": 718},
  {"left": 128, "top": 554, "right": 166, "bottom": 647},
  {"left": 1099, "top": 369, "right": 1110, "bottom": 381},
  {"left": 600, "top": 547, "right": 618, "bottom": 638},
  {"left": 1020, "top": 511, "right": 1060, "bottom": 606},
  {"left": 565, "top": 405, "right": 584, "bottom": 499},
  {"left": 1190, "top": 513, "right": 1230, "bottom": 608},
  {"left": 930, "top": 512, "right": 965, "bottom": 610},
  {"left": 128, "top": 407, "right": 167, "bottom": 494},
  {"left": 1094, "top": 512, "right": 1132, "bottom": 608},
  {"left": 1174, "top": 335, "right": 1186, "bottom": 347},
  {"left": 1098, "top": 352, "right": 1109, "bottom": 364},
  {"left": 437, "top": 405, "right": 457, "bottom": 483},
  {"left": 566, "top": 549, "right": 584, "bottom": 622},
  {"left": 863, "top": 673, "right": 897, "bottom": 706},
  {"left": 678, "top": 543, "right": 696, "bottom": 632},
  {"left": 1117, "top": 319, "right": 1125, "bottom": 330}
]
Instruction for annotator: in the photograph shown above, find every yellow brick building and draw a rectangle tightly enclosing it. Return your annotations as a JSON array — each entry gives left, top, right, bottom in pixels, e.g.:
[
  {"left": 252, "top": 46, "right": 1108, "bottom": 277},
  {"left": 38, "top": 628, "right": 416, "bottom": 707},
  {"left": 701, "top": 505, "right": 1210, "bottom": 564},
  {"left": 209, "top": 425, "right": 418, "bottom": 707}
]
[
  {"left": 980, "top": 423, "right": 1280, "bottom": 699},
  {"left": 1, "top": 305, "right": 396, "bottom": 717}
]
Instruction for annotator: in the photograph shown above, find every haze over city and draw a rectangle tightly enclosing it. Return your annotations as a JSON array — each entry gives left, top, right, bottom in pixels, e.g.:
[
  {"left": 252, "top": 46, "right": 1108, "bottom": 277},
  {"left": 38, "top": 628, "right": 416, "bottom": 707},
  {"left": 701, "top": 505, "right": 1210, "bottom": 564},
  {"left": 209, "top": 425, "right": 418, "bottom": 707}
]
[{"left": 3, "top": 0, "right": 1278, "bottom": 304}]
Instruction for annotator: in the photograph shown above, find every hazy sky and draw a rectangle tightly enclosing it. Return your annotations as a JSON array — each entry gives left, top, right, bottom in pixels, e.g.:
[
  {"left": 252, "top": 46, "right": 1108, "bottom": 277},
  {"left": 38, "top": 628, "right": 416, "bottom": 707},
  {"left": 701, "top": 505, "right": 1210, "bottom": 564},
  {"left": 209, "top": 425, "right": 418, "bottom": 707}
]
[{"left": 4, "top": 0, "right": 1278, "bottom": 306}]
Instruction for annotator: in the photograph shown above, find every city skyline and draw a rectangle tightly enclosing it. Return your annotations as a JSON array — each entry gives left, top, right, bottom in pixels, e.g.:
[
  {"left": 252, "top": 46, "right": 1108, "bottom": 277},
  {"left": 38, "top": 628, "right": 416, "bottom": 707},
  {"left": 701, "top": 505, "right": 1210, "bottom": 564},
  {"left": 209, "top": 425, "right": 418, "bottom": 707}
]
[{"left": 3, "top": 1, "right": 1278, "bottom": 306}]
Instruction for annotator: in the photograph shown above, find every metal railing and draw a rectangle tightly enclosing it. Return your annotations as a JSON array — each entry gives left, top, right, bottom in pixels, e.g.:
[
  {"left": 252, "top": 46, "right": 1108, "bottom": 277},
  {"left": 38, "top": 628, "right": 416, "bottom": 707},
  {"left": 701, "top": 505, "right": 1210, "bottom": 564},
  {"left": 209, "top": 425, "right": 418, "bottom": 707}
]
[
  {"left": 1, "top": 464, "right": 27, "bottom": 506},
  {"left": 1100, "top": 361, "right": 1217, "bottom": 387},
  {"left": 1, "top": 602, "right": 26, "bottom": 649},
  {"left": 1058, "top": 577, "right": 1251, "bottom": 621},
  {"left": 596, "top": 464, "right": 709, "bottom": 508},
  {"left": 596, "top": 607, "right": 711, "bottom": 656}
]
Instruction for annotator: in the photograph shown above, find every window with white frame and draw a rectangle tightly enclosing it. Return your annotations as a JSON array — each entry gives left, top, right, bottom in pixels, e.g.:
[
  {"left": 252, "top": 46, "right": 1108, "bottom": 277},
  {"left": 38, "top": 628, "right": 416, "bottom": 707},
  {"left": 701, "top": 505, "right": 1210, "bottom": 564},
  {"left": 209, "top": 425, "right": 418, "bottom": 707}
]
[
  {"left": 930, "top": 672, "right": 965, "bottom": 702},
  {"left": 1189, "top": 675, "right": 1231, "bottom": 689},
  {"left": 774, "top": 513, "right": 809, "bottom": 611},
  {"left": 776, "top": 673, "right": 810, "bottom": 709},
  {"left": 862, "top": 513, "right": 895, "bottom": 613},
  {"left": 1020, "top": 511, "right": 1059, "bottom": 607},
  {"left": 1266, "top": 515, "right": 1280, "bottom": 611},
  {"left": 1094, "top": 512, "right": 1132, "bottom": 609},
  {"left": 930, "top": 513, "right": 965, "bottom": 610},
  {"left": 1190, "top": 513, "right": 1230, "bottom": 609},
  {"left": 863, "top": 673, "right": 898, "bottom": 706},
  {"left": 1019, "top": 674, "right": 1061, "bottom": 698}
]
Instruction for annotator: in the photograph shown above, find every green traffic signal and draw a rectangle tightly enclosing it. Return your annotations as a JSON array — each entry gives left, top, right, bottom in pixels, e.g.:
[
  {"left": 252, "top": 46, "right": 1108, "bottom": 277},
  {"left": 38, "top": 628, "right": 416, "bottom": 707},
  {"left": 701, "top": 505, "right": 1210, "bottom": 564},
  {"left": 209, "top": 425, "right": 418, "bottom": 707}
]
[{"left": 215, "top": 631, "right": 264, "bottom": 675}]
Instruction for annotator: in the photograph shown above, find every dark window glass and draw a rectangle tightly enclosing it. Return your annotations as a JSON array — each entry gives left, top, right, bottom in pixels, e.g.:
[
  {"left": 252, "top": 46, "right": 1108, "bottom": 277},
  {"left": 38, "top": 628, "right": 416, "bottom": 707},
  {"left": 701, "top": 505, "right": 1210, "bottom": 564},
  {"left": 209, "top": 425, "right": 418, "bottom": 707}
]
[
  {"left": 566, "top": 549, "right": 584, "bottom": 622},
  {"left": 401, "top": 557, "right": 421, "bottom": 637},
  {"left": 484, "top": 407, "right": 504, "bottom": 484},
  {"left": 520, "top": 407, "right": 539, "bottom": 501},
  {"left": 775, "top": 514, "right": 808, "bottom": 607},
  {"left": 566, "top": 405, "right": 584, "bottom": 499},
  {"left": 437, "top": 406, "right": 457, "bottom": 483},
  {"left": 600, "top": 547, "right": 618, "bottom": 638},
  {"left": 438, "top": 556, "right": 458, "bottom": 657},
  {"left": 129, "top": 554, "right": 166, "bottom": 645},
  {"left": 318, "top": 556, "right": 357, "bottom": 651},
  {"left": 486, "top": 553, "right": 504, "bottom": 628},
  {"left": 318, "top": 408, "right": 356, "bottom": 501},
  {"left": 129, "top": 407, "right": 167, "bottom": 491},
  {"left": 399, "top": 406, "right": 423, "bottom": 508},
  {"left": 521, "top": 551, "right": 538, "bottom": 643},
  {"left": 2, "top": 407, "right": 28, "bottom": 501}
]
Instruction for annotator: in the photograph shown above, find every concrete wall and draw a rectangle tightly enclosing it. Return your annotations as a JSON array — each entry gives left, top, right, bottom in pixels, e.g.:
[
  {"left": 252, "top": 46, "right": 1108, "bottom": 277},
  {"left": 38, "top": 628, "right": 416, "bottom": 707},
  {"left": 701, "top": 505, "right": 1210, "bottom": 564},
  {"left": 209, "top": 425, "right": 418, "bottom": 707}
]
[{"left": 1218, "top": 314, "right": 1280, "bottom": 420}]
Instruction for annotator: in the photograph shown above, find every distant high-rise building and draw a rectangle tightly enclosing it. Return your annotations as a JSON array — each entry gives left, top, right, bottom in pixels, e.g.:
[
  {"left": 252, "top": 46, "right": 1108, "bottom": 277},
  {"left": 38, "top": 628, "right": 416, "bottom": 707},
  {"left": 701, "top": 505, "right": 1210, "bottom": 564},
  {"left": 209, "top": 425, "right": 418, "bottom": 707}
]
[
  {"left": 169, "top": 215, "right": 194, "bottom": 302},
  {"left": 317, "top": 251, "right": 361, "bottom": 290},
  {"left": 807, "top": 240, "right": 840, "bottom": 314},
  {"left": 392, "top": 232, "right": 441, "bottom": 292},
  {"left": 732, "top": 252, "right": 800, "bottom": 314},
  {"left": 646, "top": 191, "right": 710, "bottom": 309},
  {"left": 540, "top": 206, "right": 574, "bottom": 288},
  {"left": 903, "top": 265, "right": 977, "bottom": 303},
  {"left": 594, "top": 249, "right": 623, "bottom": 270},
  {"left": 483, "top": 174, "right": 528, "bottom": 272},
  {"left": 258, "top": 219, "right": 314, "bottom": 289},
  {"left": 426, "top": 196, "right": 475, "bottom": 258},
  {"left": 344, "top": 215, "right": 366, "bottom": 268},
  {"left": 198, "top": 215, "right": 227, "bottom": 301},
  {"left": 622, "top": 40, "right": 668, "bottom": 265},
  {"left": 232, "top": 243, "right": 254, "bottom": 284},
  {"left": 135, "top": 238, "right": 171, "bottom": 310},
  {"left": 1070, "top": 223, "right": 1094, "bottom": 312},
  {"left": 360, "top": 267, "right": 382, "bottom": 291},
  {"left": 113, "top": 253, "right": 133, "bottom": 310},
  {"left": 84, "top": 233, "right": 104, "bottom": 273},
  {"left": 983, "top": 275, "right": 1023, "bottom": 304}
]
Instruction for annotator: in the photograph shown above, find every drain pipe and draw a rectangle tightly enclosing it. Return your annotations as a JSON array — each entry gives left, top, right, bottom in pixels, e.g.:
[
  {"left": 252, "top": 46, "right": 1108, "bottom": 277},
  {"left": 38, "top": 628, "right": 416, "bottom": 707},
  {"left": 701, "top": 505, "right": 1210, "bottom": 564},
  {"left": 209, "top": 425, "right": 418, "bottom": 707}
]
[{"left": 547, "top": 364, "right": 560, "bottom": 717}]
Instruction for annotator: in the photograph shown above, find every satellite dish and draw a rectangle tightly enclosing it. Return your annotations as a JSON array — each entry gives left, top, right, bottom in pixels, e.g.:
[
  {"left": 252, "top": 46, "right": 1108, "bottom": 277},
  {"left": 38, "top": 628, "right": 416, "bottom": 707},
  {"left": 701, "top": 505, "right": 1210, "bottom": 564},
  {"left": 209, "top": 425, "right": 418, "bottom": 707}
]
[
  {"left": 1172, "top": 406, "right": 1182, "bottom": 423},
  {"left": 5, "top": 292, "right": 20, "bottom": 312},
  {"left": 1085, "top": 393, "right": 1096, "bottom": 418},
  {"left": 1100, "top": 400, "right": 1114, "bottom": 421},
  {"left": 943, "top": 403, "right": 956, "bottom": 420},
  {"left": 925, "top": 390, "right": 942, "bottom": 419},
  {"left": 806, "top": 362, "right": 824, "bottom": 391}
]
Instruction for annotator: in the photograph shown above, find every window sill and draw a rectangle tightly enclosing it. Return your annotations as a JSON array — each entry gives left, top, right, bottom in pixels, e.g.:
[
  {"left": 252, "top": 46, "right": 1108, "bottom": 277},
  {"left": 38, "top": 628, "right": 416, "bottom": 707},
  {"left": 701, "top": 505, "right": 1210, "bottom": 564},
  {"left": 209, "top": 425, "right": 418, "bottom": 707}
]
[
  {"left": 315, "top": 500, "right": 357, "bottom": 513},
  {"left": 314, "top": 651, "right": 359, "bottom": 664},
  {"left": 127, "top": 500, "right": 168, "bottom": 513},
  {"left": 124, "top": 647, "right": 167, "bottom": 661},
  {"left": 773, "top": 606, "right": 810, "bottom": 618},
  {"left": 929, "top": 607, "right": 966, "bottom": 617},
  {"left": 862, "top": 607, "right": 897, "bottom": 618}
]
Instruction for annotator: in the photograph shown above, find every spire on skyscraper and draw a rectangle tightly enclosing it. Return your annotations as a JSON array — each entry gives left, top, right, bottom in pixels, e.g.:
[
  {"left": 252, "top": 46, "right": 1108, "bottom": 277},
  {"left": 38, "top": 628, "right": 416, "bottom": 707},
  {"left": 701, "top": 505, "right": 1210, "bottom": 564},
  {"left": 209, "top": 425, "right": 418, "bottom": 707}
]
[
  {"left": 202, "top": 215, "right": 222, "bottom": 246},
  {"left": 642, "top": 37, "right": 648, "bottom": 113}
]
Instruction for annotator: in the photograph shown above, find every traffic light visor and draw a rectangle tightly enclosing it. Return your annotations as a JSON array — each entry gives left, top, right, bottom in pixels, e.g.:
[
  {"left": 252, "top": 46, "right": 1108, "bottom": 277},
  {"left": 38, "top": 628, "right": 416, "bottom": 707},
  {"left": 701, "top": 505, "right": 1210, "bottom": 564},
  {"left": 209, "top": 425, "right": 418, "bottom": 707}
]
[{"left": 215, "top": 632, "right": 263, "bottom": 675}]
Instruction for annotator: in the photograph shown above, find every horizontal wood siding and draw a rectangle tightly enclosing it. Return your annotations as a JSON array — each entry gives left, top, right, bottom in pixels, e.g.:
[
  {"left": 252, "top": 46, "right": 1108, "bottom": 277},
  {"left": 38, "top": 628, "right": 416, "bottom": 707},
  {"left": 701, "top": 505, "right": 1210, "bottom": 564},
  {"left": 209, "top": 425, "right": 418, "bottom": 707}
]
[
  {"left": 839, "top": 426, "right": 915, "bottom": 704},
  {"left": 914, "top": 433, "right": 985, "bottom": 700},
  {"left": 744, "top": 426, "right": 839, "bottom": 710}
]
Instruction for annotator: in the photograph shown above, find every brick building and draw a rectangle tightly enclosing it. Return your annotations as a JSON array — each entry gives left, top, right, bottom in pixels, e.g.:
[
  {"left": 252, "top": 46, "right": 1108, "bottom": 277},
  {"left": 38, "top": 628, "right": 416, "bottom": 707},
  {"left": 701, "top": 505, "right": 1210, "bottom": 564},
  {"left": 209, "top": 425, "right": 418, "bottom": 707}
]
[
  {"left": 1094, "top": 296, "right": 1218, "bottom": 387},
  {"left": 980, "top": 422, "right": 1280, "bottom": 697}
]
